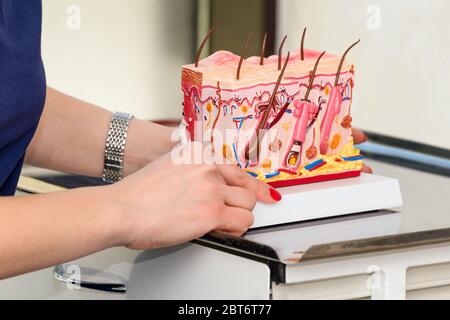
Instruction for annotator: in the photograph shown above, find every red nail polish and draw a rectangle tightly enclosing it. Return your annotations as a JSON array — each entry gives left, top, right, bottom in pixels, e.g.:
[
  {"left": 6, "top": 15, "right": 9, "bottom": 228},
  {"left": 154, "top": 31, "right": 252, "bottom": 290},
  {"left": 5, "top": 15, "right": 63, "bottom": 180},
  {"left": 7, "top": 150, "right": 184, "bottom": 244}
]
[{"left": 269, "top": 188, "right": 282, "bottom": 202}]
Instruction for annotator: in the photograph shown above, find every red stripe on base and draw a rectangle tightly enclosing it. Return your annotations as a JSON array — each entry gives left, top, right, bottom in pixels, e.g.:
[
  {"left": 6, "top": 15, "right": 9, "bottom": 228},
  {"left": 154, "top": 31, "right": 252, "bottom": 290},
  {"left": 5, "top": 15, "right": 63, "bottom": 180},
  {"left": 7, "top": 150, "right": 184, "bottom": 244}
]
[{"left": 268, "top": 170, "right": 361, "bottom": 189}]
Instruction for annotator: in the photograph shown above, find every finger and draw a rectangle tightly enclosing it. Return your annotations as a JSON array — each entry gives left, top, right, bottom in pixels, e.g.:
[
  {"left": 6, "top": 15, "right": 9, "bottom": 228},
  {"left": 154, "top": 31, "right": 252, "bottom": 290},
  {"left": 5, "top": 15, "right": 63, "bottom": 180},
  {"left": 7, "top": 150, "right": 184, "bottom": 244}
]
[
  {"left": 352, "top": 128, "right": 368, "bottom": 145},
  {"left": 216, "top": 207, "right": 254, "bottom": 236},
  {"left": 362, "top": 164, "right": 373, "bottom": 174},
  {"left": 216, "top": 165, "right": 281, "bottom": 203},
  {"left": 223, "top": 186, "right": 257, "bottom": 211}
]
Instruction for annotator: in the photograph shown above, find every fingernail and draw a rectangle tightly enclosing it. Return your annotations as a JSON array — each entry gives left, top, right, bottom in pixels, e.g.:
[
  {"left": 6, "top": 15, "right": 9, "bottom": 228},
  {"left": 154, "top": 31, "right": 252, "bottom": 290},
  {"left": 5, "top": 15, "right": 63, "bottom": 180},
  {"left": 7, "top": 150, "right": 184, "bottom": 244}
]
[{"left": 269, "top": 188, "right": 282, "bottom": 202}]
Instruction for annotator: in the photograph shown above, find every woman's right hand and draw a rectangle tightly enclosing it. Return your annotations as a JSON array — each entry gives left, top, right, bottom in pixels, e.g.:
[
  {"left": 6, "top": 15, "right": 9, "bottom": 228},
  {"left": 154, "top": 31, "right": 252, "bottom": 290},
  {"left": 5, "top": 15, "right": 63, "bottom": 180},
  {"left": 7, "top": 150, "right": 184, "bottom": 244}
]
[{"left": 109, "top": 144, "right": 281, "bottom": 250}]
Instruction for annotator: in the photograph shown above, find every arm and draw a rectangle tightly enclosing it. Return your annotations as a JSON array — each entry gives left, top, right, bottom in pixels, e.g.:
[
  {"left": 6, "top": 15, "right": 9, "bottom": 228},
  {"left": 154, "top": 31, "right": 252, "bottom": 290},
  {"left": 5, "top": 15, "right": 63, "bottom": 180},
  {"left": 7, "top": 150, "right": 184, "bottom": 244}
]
[
  {"left": 0, "top": 186, "right": 121, "bottom": 279},
  {"left": 1, "top": 148, "right": 278, "bottom": 280},
  {"left": 25, "top": 87, "right": 176, "bottom": 177}
]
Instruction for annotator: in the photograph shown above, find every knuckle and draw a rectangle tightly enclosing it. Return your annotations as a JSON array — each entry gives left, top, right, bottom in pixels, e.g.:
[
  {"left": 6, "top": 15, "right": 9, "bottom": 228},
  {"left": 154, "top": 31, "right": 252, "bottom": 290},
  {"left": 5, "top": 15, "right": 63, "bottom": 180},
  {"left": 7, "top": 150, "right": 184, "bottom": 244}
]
[
  {"left": 202, "top": 164, "right": 218, "bottom": 175},
  {"left": 199, "top": 164, "right": 223, "bottom": 183},
  {"left": 207, "top": 201, "right": 225, "bottom": 216},
  {"left": 238, "top": 210, "right": 254, "bottom": 230},
  {"left": 234, "top": 171, "right": 248, "bottom": 186},
  {"left": 244, "top": 191, "right": 257, "bottom": 210},
  {"left": 250, "top": 197, "right": 257, "bottom": 210},
  {"left": 199, "top": 203, "right": 223, "bottom": 227},
  {"left": 244, "top": 212, "right": 255, "bottom": 228},
  {"left": 204, "top": 182, "right": 222, "bottom": 196},
  {"left": 247, "top": 178, "right": 260, "bottom": 193},
  {"left": 238, "top": 225, "right": 250, "bottom": 236}
]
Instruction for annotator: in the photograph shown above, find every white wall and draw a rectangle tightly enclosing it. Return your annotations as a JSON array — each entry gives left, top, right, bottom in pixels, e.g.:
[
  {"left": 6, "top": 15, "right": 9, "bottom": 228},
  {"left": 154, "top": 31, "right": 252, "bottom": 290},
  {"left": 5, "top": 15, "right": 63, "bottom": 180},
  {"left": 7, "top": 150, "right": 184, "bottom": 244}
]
[
  {"left": 41, "top": 0, "right": 196, "bottom": 120},
  {"left": 278, "top": 0, "right": 450, "bottom": 149}
]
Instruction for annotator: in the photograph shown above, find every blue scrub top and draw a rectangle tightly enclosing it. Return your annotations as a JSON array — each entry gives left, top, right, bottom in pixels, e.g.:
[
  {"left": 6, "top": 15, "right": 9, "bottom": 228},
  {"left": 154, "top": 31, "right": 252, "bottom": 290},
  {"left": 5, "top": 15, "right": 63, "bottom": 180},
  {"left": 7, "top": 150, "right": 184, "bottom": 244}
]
[{"left": 0, "top": 0, "right": 46, "bottom": 196}]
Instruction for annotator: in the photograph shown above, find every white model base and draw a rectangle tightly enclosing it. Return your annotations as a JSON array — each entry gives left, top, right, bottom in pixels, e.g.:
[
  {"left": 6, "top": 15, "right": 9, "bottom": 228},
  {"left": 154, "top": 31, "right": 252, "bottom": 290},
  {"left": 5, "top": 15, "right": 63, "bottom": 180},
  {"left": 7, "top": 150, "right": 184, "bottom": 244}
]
[{"left": 253, "top": 173, "right": 403, "bottom": 229}]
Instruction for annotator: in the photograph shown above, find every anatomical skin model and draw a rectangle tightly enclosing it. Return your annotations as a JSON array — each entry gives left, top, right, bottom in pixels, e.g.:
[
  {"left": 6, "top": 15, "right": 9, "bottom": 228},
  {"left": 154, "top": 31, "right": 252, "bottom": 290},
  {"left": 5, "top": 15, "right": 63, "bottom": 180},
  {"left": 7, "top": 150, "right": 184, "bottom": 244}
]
[{"left": 181, "top": 29, "right": 363, "bottom": 188}]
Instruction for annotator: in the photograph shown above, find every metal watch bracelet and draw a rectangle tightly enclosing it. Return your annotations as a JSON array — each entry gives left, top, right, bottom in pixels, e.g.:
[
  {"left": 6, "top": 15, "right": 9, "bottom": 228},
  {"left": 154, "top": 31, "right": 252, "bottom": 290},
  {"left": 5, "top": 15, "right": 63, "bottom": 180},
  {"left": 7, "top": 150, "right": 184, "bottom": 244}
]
[{"left": 102, "top": 112, "right": 134, "bottom": 184}]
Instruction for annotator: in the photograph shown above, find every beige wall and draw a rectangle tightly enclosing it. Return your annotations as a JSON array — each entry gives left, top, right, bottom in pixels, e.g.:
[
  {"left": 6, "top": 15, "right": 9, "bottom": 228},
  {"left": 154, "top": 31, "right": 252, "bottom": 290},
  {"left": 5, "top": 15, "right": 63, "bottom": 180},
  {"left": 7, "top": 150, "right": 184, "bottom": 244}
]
[
  {"left": 278, "top": 0, "right": 450, "bottom": 149},
  {"left": 42, "top": 0, "right": 196, "bottom": 120}
]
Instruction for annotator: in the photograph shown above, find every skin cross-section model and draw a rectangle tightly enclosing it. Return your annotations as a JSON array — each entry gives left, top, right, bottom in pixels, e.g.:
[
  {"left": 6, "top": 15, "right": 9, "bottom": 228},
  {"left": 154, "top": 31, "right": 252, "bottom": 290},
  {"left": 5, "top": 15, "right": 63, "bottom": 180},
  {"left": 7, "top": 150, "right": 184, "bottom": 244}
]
[{"left": 181, "top": 33, "right": 363, "bottom": 188}]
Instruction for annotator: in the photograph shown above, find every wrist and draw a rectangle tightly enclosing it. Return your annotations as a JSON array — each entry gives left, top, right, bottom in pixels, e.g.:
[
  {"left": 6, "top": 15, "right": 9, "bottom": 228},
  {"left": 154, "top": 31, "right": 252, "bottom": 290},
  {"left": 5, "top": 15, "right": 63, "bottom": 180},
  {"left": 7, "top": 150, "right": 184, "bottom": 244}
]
[
  {"left": 123, "top": 119, "right": 178, "bottom": 176},
  {"left": 88, "top": 184, "right": 131, "bottom": 248}
]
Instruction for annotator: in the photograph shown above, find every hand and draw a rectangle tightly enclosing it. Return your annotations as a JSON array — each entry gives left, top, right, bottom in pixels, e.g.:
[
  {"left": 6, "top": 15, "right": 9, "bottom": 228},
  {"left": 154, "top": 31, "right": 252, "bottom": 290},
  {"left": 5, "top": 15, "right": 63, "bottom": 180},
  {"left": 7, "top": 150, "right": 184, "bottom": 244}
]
[
  {"left": 352, "top": 128, "right": 372, "bottom": 174},
  {"left": 109, "top": 144, "right": 280, "bottom": 250}
]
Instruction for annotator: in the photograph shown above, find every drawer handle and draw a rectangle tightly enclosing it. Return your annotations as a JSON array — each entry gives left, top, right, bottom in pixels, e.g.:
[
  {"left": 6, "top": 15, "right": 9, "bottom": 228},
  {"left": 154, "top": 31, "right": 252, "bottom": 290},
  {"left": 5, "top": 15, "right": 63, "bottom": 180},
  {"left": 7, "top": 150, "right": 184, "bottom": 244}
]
[{"left": 53, "top": 264, "right": 127, "bottom": 294}]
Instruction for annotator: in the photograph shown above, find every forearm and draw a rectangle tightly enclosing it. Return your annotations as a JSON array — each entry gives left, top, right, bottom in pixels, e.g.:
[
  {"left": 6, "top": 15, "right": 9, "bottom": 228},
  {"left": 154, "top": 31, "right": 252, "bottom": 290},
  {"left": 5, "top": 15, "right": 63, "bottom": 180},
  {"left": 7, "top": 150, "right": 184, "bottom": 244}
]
[
  {"left": 0, "top": 186, "right": 123, "bottom": 279},
  {"left": 25, "top": 87, "right": 176, "bottom": 177}
]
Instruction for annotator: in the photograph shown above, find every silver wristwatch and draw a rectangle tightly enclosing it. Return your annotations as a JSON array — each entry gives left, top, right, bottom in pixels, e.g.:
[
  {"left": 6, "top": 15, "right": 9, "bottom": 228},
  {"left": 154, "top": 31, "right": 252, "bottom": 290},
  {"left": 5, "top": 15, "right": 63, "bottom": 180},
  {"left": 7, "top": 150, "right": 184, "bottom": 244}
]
[{"left": 102, "top": 112, "right": 134, "bottom": 184}]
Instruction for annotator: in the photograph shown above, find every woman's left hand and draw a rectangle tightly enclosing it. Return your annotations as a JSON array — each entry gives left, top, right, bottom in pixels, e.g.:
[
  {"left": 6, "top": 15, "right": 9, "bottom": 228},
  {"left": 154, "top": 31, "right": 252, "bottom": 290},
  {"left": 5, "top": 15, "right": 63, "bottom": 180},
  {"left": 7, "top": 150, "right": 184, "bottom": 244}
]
[{"left": 352, "top": 128, "right": 372, "bottom": 174}]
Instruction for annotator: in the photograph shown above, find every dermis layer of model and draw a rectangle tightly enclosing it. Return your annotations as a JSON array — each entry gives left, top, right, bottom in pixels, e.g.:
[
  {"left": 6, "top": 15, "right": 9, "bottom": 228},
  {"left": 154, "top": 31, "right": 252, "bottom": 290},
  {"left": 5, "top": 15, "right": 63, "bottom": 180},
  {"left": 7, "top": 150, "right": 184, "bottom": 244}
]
[{"left": 182, "top": 49, "right": 362, "bottom": 184}]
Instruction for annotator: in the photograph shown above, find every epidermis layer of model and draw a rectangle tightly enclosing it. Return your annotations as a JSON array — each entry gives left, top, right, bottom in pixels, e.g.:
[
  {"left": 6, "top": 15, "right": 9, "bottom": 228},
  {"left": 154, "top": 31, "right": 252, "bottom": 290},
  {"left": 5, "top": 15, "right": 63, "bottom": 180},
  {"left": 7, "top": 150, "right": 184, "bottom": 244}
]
[{"left": 182, "top": 49, "right": 363, "bottom": 187}]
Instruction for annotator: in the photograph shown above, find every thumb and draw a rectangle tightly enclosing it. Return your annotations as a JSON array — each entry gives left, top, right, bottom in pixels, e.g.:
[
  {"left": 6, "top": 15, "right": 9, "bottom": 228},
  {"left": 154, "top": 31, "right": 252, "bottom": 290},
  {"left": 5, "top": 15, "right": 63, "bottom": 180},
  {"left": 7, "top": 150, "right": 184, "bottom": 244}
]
[
  {"left": 254, "top": 178, "right": 282, "bottom": 204},
  {"left": 216, "top": 165, "right": 282, "bottom": 204}
]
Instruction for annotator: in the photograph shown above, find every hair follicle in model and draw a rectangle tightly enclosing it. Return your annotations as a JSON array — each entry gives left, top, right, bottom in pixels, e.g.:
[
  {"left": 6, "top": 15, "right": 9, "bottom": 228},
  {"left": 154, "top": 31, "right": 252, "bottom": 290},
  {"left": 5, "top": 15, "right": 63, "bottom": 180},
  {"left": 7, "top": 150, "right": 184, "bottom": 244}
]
[
  {"left": 278, "top": 35, "right": 288, "bottom": 70},
  {"left": 320, "top": 40, "right": 361, "bottom": 155},
  {"left": 300, "top": 27, "right": 307, "bottom": 61},
  {"left": 334, "top": 39, "right": 360, "bottom": 86},
  {"left": 304, "top": 50, "right": 327, "bottom": 101},
  {"left": 245, "top": 51, "right": 291, "bottom": 162},
  {"left": 236, "top": 32, "right": 252, "bottom": 80},
  {"left": 284, "top": 51, "right": 326, "bottom": 170},
  {"left": 195, "top": 26, "right": 216, "bottom": 68},
  {"left": 260, "top": 33, "right": 268, "bottom": 66}
]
